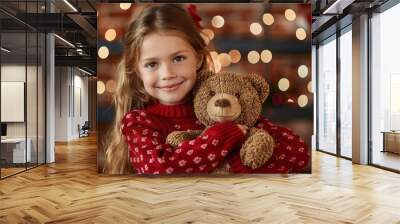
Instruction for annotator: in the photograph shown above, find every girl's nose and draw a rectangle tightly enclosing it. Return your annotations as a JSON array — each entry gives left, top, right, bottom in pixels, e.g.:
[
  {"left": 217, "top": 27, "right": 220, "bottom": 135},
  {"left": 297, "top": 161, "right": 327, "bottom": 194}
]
[{"left": 161, "top": 63, "right": 176, "bottom": 80}]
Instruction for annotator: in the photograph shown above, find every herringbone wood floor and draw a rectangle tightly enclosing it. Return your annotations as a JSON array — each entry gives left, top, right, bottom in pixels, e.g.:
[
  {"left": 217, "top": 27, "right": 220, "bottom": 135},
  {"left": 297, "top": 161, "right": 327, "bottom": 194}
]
[{"left": 1, "top": 134, "right": 400, "bottom": 224}]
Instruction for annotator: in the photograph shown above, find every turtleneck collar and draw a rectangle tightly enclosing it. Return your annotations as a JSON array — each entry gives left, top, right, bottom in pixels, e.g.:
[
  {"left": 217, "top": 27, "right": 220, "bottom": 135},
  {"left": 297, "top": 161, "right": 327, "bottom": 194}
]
[{"left": 145, "top": 100, "right": 195, "bottom": 118}]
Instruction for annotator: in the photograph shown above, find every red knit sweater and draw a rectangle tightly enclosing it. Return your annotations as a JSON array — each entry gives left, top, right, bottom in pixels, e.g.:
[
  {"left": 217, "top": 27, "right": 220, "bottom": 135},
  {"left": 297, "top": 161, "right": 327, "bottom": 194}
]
[{"left": 121, "top": 101, "right": 310, "bottom": 174}]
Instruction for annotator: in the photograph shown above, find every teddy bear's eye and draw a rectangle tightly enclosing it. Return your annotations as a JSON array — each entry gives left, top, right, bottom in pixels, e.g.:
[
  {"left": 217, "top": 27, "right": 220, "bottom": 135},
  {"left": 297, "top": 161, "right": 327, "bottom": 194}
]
[
  {"left": 235, "top": 92, "right": 240, "bottom": 98},
  {"left": 209, "top": 90, "right": 216, "bottom": 96}
]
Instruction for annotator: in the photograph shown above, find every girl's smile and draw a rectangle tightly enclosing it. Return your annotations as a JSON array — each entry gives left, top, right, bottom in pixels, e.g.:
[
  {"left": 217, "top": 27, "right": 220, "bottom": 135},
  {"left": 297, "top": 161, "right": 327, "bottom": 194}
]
[{"left": 156, "top": 80, "right": 186, "bottom": 92}]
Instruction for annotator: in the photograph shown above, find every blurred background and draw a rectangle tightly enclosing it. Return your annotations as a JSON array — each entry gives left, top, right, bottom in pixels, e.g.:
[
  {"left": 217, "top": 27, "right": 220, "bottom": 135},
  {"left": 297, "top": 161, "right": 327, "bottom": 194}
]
[{"left": 97, "top": 3, "right": 312, "bottom": 171}]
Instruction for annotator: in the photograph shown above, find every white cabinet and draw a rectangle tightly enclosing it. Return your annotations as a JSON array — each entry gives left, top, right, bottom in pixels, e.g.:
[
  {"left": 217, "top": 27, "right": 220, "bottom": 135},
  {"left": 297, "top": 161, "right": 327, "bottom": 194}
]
[{"left": 1, "top": 138, "right": 32, "bottom": 163}]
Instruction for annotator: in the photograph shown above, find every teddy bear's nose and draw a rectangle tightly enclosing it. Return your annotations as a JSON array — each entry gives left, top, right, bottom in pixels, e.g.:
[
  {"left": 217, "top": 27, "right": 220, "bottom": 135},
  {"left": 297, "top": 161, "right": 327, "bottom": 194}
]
[{"left": 215, "top": 99, "right": 231, "bottom": 108}]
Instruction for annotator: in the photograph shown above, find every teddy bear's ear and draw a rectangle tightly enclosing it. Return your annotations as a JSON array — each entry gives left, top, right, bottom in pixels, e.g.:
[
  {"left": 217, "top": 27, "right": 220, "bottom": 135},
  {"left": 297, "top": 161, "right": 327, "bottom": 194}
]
[
  {"left": 193, "top": 70, "right": 215, "bottom": 93},
  {"left": 244, "top": 73, "right": 269, "bottom": 103}
]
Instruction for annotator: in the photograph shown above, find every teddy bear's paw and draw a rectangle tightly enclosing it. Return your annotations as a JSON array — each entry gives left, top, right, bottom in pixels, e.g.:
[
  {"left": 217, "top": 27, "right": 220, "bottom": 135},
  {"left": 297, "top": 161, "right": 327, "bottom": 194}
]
[
  {"left": 240, "top": 129, "right": 275, "bottom": 169},
  {"left": 166, "top": 131, "right": 189, "bottom": 148}
]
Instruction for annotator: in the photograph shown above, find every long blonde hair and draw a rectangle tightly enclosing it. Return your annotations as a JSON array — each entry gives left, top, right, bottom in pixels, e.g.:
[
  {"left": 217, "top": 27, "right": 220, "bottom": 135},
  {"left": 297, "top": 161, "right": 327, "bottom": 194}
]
[{"left": 103, "top": 4, "right": 213, "bottom": 174}]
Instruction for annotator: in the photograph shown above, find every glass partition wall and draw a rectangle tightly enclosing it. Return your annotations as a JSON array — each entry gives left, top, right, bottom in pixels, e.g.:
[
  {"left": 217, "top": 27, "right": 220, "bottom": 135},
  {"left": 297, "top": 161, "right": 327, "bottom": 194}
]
[
  {"left": 317, "top": 35, "right": 337, "bottom": 155},
  {"left": 370, "top": 3, "right": 400, "bottom": 171},
  {"left": 316, "top": 26, "right": 353, "bottom": 159},
  {"left": 339, "top": 27, "right": 352, "bottom": 159},
  {"left": 0, "top": 1, "right": 46, "bottom": 179}
]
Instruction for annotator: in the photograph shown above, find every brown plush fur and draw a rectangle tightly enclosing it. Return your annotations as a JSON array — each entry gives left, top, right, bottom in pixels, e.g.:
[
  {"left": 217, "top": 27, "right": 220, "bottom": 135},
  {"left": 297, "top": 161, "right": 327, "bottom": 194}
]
[{"left": 167, "top": 70, "right": 275, "bottom": 172}]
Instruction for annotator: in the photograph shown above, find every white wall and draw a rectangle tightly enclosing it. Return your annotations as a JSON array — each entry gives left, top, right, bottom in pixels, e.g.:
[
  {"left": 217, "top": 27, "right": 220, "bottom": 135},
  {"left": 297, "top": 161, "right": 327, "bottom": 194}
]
[
  {"left": 54, "top": 67, "right": 89, "bottom": 141},
  {"left": 1, "top": 65, "right": 37, "bottom": 138},
  {"left": 55, "top": 67, "right": 69, "bottom": 141},
  {"left": 1, "top": 64, "right": 45, "bottom": 164}
]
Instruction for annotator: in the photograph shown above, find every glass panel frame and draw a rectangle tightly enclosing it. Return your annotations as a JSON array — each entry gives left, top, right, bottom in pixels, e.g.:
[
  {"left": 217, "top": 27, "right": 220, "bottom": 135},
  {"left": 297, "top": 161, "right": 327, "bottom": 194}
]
[
  {"left": 339, "top": 26, "right": 353, "bottom": 159},
  {"left": 0, "top": 0, "right": 47, "bottom": 179},
  {"left": 317, "top": 35, "right": 337, "bottom": 155},
  {"left": 370, "top": 3, "right": 400, "bottom": 172}
]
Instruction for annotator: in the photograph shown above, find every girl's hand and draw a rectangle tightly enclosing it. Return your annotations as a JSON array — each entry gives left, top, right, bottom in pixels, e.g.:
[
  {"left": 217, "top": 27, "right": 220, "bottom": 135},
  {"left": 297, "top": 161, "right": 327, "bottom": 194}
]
[{"left": 237, "top": 124, "right": 248, "bottom": 135}]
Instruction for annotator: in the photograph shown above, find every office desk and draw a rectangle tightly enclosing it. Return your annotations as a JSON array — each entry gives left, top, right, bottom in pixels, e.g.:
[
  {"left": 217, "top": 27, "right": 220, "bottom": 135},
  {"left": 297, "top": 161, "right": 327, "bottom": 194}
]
[
  {"left": 1, "top": 138, "right": 31, "bottom": 163},
  {"left": 382, "top": 131, "right": 400, "bottom": 154}
]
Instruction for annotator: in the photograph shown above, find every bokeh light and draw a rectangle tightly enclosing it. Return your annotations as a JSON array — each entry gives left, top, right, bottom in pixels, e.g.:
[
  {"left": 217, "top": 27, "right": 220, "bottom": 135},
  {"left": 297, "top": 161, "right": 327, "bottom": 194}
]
[
  {"left": 105, "top": 28, "right": 117, "bottom": 41},
  {"left": 307, "top": 81, "right": 313, "bottom": 93},
  {"left": 119, "top": 3, "right": 131, "bottom": 10},
  {"left": 97, "top": 81, "right": 106, "bottom": 94},
  {"left": 98, "top": 46, "right": 109, "bottom": 59},
  {"left": 298, "top": 65, "right": 309, "bottom": 78},
  {"left": 247, "top": 51, "right": 260, "bottom": 64},
  {"left": 106, "top": 80, "right": 117, "bottom": 93},
  {"left": 261, "top": 50, "right": 272, "bottom": 63},
  {"left": 202, "top": 28, "right": 214, "bottom": 40},
  {"left": 263, "top": 13, "right": 274, "bottom": 26},
  {"left": 285, "top": 9, "right": 296, "bottom": 21},
  {"left": 211, "top": 15, "right": 225, "bottom": 28},
  {"left": 250, "top": 22, "right": 263, "bottom": 35},
  {"left": 278, "top": 78, "right": 290, "bottom": 91},
  {"left": 218, "top": 53, "right": 231, "bottom": 67},
  {"left": 229, "top": 49, "right": 241, "bottom": 63},
  {"left": 296, "top": 28, "right": 307, "bottom": 40},
  {"left": 297, "top": 94, "right": 308, "bottom": 107}
]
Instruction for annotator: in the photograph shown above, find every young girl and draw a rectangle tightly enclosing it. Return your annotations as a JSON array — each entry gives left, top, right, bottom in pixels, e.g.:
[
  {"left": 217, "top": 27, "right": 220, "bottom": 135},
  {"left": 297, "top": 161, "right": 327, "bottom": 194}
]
[{"left": 103, "top": 4, "right": 247, "bottom": 174}]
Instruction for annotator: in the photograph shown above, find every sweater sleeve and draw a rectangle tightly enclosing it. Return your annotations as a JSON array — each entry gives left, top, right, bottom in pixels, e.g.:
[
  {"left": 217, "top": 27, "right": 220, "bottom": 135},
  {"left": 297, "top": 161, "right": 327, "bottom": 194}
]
[
  {"left": 227, "top": 117, "right": 310, "bottom": 174},
  {"left": 256, "top": 117, "right": 310, "bottom": 173},
  {"left": 121, "top": 111, "right": 246, "bottom": 175}
]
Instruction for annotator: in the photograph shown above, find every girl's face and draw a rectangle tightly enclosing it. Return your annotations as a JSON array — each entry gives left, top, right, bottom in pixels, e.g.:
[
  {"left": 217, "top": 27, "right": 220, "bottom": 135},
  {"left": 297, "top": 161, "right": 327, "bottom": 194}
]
[{"left": 137, "top": 32, "right": 201, "bottom": 105}]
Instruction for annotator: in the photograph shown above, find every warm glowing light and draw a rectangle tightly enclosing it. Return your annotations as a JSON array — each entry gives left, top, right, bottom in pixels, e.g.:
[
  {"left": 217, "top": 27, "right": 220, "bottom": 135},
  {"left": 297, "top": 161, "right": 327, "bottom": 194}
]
[
  {"left": 98, "top": 46, "right": 109, "bottom": 59},
  {"left": 106, "top": 80, "right": 117, "bottom": 93},
  {"left": 218, "top": 53, "right": 231, "bottom": 67},
  {"left": 263, "top": 13, "right": 274, "bottom": 26},
  {"left": 278, "top": 78, "right": 290, "bottom": 91},
  {"left": 120, "top": 3, "right": 131, "bottom": 10},
  {"left": 247, "top": 51, "right": 260, "bottom": 64},
  {"left": 297, "top": 94, "right": 308, "bottom": 107},
  {"left": 105, "top": 29, "right": 117, "bottom": 42},
  {"left": 202, "top": 29, "right": 214, "bottom": 40},
  {"left": 97, "top": 81, "right": 105, "bottom": 94},
  {"left": 285, "top": 9, "right": 296, "bottom": 21},
  {"left": 261, "top": 50, "right": 272, "bottom": 63},
  {"left": 307, "top": 81, "right": 313, "bottom": 93},
  {"left": 229, "top": 49, "right": 241, "bottom": 63},
  {"left": 296, "top": 28, "right": 307, "bottom": 40},
  {"left": 298, "top": 65, "right": 309, "bottom": 78},
  {"left": 250, "top": 22, "right": 263, "bottom": 35},
  {"left": 211, "top": 15, "right": 224, "bottom": 28}
]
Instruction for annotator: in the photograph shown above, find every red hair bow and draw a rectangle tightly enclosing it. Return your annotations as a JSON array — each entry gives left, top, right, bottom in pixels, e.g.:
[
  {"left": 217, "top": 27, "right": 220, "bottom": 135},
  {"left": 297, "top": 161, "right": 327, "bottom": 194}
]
[{"left": 187, "top": 4, "right": 202, "bottom": 29}]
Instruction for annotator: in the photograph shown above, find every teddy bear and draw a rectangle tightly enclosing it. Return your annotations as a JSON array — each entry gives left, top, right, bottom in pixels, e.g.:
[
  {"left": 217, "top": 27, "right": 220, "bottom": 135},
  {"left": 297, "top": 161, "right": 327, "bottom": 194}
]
[{"left": 166, "top": 70, "right": 275, "bottom": 170}]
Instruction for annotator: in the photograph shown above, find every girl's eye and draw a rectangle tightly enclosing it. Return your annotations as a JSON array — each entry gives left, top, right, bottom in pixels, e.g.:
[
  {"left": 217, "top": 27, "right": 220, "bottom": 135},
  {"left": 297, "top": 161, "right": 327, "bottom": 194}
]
[
  {"left": 209, "top": 90, "right": 216, "bottom": 96},
  {"left": 145, "top": 62, "right": 157, "bottom": 69},
  {"left": 173, "top": 55, "right": 186, "bottom": 63},
  {"left": 235, "top": 92, "right": 240, "bottom": 98}
]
